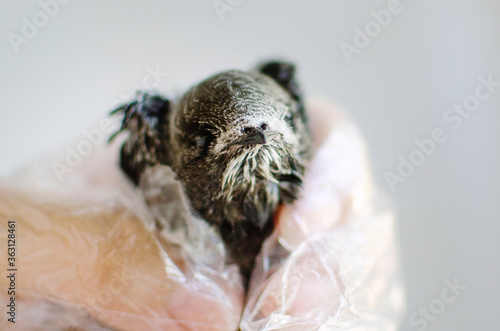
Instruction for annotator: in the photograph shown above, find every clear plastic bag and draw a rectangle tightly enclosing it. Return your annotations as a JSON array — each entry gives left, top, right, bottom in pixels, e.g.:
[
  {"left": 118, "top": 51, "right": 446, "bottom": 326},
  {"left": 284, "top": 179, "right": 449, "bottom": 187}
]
[{"left": 0, "top": 99, "right": 404, "bottom": 330}]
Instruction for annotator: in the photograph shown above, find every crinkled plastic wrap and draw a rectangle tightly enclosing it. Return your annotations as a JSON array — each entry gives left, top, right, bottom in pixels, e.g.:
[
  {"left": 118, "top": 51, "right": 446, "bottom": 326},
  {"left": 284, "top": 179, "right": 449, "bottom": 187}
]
[{"left": 0, "top": 99, "right": 404, "bottom": 330}]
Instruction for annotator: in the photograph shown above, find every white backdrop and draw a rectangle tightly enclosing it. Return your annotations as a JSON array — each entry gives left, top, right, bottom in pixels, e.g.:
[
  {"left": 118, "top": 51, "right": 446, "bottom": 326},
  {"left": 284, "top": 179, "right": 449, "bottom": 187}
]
[{"left": 1, "top": 1, "right": 499, "bottom": 330}]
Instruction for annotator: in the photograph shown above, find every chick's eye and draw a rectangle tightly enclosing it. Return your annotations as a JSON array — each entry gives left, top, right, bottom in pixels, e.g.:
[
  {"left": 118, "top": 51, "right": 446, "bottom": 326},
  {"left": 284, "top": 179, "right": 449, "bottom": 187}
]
[
  {"left": 193, "top": 129, "right": 216, "bottom": 152},
  {"left": 195, "top": 136, "right": 206, "bottom": 148}
]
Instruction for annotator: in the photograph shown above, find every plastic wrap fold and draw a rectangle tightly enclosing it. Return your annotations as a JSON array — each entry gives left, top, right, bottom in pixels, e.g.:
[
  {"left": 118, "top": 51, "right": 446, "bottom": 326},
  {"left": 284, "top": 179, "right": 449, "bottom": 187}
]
[{"left": 0, "top": 99, "right": 404, "bottom": 330}]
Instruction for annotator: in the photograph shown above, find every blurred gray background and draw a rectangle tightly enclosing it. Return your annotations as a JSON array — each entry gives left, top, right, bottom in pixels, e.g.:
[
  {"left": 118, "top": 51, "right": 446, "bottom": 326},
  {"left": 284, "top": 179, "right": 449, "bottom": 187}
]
[{"left": 1, "top": 1, "right": 499, "bottom": 330}]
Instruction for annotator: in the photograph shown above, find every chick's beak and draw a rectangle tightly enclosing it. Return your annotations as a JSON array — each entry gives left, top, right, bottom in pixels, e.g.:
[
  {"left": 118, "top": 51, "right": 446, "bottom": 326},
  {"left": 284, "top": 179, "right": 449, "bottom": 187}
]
[
  {"left": 225, "top": 127, "right": 268, "bottom": 152},
  {"left": 239, "top": 127, "right": 267, "bottom": 146}
]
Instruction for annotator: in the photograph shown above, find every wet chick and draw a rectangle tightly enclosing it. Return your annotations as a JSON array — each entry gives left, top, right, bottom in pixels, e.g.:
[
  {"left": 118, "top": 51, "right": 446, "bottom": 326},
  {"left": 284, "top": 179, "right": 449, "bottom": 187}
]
[{"left": 111, "top": 61, "right": 312, "bottom": 282}]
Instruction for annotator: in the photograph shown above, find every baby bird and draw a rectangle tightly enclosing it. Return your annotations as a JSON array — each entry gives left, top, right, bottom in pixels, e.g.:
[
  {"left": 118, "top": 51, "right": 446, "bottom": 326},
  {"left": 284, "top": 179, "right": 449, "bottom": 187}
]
[{"left": 111, "top": 61, "right": 312, "bottom": 281}]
